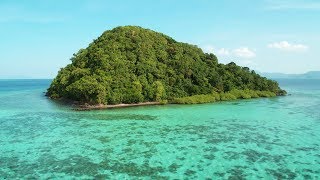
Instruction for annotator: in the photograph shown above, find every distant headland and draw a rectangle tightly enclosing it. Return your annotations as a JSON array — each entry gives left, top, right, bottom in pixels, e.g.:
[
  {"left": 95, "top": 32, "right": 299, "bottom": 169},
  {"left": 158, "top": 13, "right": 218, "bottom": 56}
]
[
  {"left": 261, "top": 71, "right": 320, "bottom": 79},
  {"left": 46, "top": 26, "right": 286, "bottom": 110}
]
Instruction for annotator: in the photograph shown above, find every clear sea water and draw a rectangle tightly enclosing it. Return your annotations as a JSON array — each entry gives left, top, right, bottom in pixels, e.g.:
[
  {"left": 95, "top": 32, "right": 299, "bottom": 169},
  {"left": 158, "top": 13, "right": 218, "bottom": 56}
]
[{"left": 0, "top": 79, "right": 319, "bottom": 179}]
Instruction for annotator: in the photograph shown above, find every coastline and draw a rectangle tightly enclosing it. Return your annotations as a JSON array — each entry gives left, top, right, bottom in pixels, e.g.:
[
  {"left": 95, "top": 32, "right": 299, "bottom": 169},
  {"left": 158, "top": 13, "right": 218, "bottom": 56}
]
[
  {"left": 71, "top": 90, "right": 286, "bottom": 111},
  {"left": 55, "top": 89, "right": 287, "bottom": 111},
  {"left": 73, "top": 102, "right": 162, "bottom": 111}
]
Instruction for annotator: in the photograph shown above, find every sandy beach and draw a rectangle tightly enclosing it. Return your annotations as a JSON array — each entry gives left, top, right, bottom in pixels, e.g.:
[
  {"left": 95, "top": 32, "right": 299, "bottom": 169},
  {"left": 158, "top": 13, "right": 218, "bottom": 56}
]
[{"left": 73, "top": 102, "right": 162, "bottom": 111}]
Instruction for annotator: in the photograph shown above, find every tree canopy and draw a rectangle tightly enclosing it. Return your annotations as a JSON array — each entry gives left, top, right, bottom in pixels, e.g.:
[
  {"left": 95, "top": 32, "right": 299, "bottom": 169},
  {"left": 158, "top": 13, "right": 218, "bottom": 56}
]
[{"left": 47, "top": 26, "right": 286, "bottom": 105}]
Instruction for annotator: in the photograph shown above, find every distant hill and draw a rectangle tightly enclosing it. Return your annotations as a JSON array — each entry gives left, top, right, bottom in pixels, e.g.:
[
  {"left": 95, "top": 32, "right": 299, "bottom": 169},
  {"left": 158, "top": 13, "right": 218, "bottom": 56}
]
[{"left": 261, "top": 71, "right": 320, "bottom": 79}]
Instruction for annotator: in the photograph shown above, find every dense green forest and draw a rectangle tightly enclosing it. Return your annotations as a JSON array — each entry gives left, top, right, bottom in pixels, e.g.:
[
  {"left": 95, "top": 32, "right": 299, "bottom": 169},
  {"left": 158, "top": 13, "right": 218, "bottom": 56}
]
[{"left": 47, "top": 26, "right": 286, "bottom": 105}]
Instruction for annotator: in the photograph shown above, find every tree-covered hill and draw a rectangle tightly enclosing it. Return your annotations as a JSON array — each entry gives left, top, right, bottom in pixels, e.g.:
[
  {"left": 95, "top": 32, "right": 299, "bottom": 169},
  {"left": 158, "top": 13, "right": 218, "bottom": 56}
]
[{"left": 47, "top": 26, "right": 286, "bottom": 105}]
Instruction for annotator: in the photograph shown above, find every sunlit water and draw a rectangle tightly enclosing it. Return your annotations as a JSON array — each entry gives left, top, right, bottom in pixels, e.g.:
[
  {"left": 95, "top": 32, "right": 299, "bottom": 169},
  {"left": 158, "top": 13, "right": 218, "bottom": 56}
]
[{"left": 0, "top": 79, "right": 319, "bottom": 179}]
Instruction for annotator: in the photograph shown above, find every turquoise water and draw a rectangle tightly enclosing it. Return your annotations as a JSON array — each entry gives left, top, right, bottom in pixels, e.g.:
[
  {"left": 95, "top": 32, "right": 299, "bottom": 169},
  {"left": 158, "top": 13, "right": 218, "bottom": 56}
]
[{"left": 0, "top": 79, "right": 319, "bottom": 179}]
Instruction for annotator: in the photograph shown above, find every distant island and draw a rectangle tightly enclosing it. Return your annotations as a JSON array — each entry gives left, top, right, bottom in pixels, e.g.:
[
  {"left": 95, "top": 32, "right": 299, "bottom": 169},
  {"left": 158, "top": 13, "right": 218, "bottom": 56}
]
[
  {"left": 47, "top": 26, "right": 286, "bottom": 109},
  {"left": 261, "top": 71, "right": 320, "bottom": 79}
]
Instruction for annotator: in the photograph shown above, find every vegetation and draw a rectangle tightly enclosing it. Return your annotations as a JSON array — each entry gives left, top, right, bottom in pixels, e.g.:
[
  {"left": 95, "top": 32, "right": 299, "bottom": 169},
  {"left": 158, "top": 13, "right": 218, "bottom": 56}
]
[
  {"left": 173, "top": 94, "right": 217, "bottom": 104},
  {"left": 172, "top": 89, "right": 277, "bottom": 104},
  {"left": 47, "top": 26, "right": 286, "bottom": 105}
]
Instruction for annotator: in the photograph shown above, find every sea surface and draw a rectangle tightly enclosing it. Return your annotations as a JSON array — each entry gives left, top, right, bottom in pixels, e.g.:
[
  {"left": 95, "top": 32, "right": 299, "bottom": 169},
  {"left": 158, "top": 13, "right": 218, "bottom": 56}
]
[{"left": 0, "top": 79, "right": 319, "bottom": 179}]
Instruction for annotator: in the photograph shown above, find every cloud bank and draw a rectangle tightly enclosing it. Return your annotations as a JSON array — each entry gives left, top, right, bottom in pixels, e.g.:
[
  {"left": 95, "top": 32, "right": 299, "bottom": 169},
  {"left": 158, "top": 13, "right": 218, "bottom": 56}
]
[
  {"left": 233, "top": 47, "right": 256, "bottom": 58},
  {"left": 268, "top": 41, "right": 308, "bottom": 52},
  {"left": 202, "top": 46, "right": 256, "bottom": 59}
]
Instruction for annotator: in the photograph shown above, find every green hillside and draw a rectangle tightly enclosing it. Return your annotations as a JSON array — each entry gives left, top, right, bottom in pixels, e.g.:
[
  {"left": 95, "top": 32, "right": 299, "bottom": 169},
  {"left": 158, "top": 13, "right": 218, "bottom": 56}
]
[{"left": 47, "top": 26, "right": 286, "bottom": 105}]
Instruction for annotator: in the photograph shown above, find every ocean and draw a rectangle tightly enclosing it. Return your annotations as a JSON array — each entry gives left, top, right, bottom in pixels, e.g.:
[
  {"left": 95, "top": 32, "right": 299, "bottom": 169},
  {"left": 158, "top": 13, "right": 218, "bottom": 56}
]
[{"left": 0, "top": 79, "right": 319, "bottom": 179}]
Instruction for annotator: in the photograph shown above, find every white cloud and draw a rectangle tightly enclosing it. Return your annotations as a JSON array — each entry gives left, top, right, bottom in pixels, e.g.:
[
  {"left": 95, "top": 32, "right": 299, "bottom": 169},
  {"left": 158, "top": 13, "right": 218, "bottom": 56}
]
[
  {"left": 216, "top": 48, "right": 230, "bottom": 56},
  {"left": 233, "top": 47, "right": 256, "bottom": 58},
  {"left": 268, "top": 41, "right": 308, "bottom": 52},
  {"left": 201, "top": 45, "right": 215, "bottom": 54},
  {"left": 202, "top": 46, "right": 256, "bottom": 58},
  {"left": 202, "top": 46, "right": 230, "bottom": 56},
  {"left": 266, "top": 0, "right": 320, "bottom": 10},
  {"left": 201, "top": 45, "right": 258, "bottom": 67}
]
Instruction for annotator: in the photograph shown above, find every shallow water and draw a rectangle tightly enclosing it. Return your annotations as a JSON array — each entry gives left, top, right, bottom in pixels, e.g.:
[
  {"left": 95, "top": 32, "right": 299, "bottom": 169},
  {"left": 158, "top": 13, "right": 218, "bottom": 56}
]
[{"left": 0, "top": 79, "right": 319, "bottom": 179}]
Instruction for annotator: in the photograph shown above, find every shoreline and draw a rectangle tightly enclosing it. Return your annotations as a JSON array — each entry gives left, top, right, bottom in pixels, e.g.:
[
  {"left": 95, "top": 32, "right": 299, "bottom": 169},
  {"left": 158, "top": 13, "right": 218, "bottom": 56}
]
[
  {"left": 67, "top": 90, "right": 286, "bottom": 111},
  {"left": 72, "top": 95, "right": 285, "bottom": 111},
  {"left": 73, "top": 102, "right": 162, "bottom": 111}
]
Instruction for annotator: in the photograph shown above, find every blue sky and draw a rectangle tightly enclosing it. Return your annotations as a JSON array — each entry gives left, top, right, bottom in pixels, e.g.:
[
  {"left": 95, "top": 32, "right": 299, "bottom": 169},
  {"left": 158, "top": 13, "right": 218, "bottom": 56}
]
[{"left": 0, "top": 0, "right": 319, "bottom": 78}]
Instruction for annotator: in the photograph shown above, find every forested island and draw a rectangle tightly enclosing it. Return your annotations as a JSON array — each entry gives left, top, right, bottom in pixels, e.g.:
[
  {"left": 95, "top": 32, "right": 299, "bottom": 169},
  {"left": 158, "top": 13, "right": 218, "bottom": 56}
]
[{"left": 47, "top": 26, "right": 286, "bottom": 108}]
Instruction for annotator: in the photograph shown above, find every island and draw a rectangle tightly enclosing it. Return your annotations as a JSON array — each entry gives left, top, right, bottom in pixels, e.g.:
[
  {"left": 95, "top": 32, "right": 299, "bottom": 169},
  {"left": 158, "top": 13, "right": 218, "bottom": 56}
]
[{"left": 47, "top": 26, "right": 286, "bottom": 110}]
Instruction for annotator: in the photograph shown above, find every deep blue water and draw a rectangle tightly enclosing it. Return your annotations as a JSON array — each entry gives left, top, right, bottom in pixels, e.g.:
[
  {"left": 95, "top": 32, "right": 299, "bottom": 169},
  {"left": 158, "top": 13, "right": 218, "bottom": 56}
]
[{"left": 0, "top": 79, "right": 319, "bottom": 179}]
